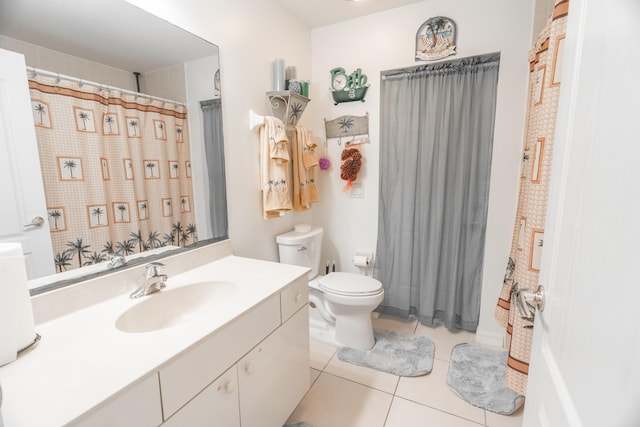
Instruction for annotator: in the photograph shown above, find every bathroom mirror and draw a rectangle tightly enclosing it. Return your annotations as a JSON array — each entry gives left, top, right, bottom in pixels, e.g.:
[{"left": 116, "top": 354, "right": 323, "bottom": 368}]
[{"left": 0, "top": 0, "right": 227, "bottom": 293}]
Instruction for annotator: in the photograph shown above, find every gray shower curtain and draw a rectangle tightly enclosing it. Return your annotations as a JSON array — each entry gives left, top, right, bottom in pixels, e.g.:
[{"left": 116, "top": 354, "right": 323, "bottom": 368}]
[
  {"left": 374, "top": 53, "right": 500, "bottom": 331},
  {"left": 200, "top": 98, "right": 228, "bottom": 239}
]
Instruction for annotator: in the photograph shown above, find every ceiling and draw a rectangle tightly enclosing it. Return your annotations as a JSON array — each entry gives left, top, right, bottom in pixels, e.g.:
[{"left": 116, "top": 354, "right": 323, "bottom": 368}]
[
  {"left": 0, "top": 0, "right": 423, "bottom": 72},
  {"left": 277, "top": 0, "right": 425, "bottom": 29},
  {"left": 0, "top": 0, "right": 218, "bottom": 73}
]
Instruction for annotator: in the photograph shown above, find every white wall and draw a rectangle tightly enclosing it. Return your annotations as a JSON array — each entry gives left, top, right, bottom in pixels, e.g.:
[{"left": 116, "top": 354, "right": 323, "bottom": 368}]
[
  {"left": 307, "top": 0, "right": 534, "bottom": 344},
  {"left": 127, "top": 0, "right": 315, "bottom": 261},
  {"left": 128, "top": 0, "right": 535, "bottom": 344},
  {"left": 0, "top": 35, "right": 138, "bottom": 91}
]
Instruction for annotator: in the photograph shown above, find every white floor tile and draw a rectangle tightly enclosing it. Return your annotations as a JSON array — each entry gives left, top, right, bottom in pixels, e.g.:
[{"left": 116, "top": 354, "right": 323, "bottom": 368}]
[
  {"left": 372, "top": 313, "right": 418, "bottom": 335},
  {"left": 385, "top": 397, "right": 484, "bottom": 427},
  {"left": 324, "top": 352, "right": 399, "bottom": 394},
  {"left": 414, "top": 323, "right": 477, "bottom": 361},
  {"left": 310, "top": 368, "right": 321, "bottom": 385},
  {"left": 286, "top": 372, "right": 393, "bottom": 427},
  {"left": 309, "top": 337, "right": 336, "bottom": 371},
  {"left": 395, "top": 358, "right": 486, "bottom": 424},
  {"left": 485, "top": 404, "right": 524, "bottom": 427},
  {"left": 296, "top": 313, "right": 524, "bottom": 427}
]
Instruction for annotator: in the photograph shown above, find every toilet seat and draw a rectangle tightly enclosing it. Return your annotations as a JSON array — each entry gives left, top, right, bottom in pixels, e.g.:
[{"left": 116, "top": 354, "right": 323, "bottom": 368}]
[{"left": 318, "top": 272, "right": 383, "bottom": 297}]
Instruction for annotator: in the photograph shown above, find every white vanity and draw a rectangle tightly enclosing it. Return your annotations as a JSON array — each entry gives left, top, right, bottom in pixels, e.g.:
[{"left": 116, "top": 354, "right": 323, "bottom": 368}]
[{"left": 0, "top": 240, "right": 310, "bottom": 426}]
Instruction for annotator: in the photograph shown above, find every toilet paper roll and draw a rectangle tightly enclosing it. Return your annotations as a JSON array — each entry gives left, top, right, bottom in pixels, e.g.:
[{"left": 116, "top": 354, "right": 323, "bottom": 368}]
[
  {"left": 0, "top": 244, "right": 36, "bottom": 364},
  {"left": 353, "top": 255, "right": 371, "bottom": 268}
]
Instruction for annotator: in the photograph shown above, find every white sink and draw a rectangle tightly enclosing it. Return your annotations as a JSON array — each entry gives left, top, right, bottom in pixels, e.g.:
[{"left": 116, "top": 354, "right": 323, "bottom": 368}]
[{"left": 116, "top": 281, "right": 237, "bottom": 333}]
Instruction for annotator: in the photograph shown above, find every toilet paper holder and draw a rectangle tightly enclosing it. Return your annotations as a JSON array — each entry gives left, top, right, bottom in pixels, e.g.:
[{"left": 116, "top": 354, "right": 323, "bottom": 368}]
[{"left": 353, "top": 252, "right": 373, "bottom": 268}]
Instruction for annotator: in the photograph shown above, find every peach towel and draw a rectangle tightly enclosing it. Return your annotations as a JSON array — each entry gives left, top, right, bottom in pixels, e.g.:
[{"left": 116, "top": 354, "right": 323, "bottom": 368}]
[
  {"left": 292, "top": 126, "right": 319, "bottom": 211},
  {"left": 260, "top": 116, "right": 292, "bottom": 219}
]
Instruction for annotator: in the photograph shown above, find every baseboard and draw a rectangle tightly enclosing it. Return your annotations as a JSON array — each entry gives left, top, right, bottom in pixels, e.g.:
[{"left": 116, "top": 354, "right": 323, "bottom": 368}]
[{"left": 474, "top": 327, "right": 505, "bottom": 347}]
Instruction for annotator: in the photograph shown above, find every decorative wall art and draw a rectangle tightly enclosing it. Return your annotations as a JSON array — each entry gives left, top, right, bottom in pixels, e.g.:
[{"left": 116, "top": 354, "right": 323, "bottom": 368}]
[
  {"left": 324, "top": 114, "right": 370, "bottom": 191},
  {"left": 329, "top": 67, "right": 370, "bottom": 104},
  {"left": 324, "top": 113, "right": 369, "bottom": 144},
  {"left": 415, "top": 16, "right": 457, "bottom": 61}
]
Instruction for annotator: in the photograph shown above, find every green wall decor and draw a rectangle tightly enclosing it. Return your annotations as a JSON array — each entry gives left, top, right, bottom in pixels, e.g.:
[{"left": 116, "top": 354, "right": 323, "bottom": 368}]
[{"left": 329, "top": 67, "right": 369, "bottom": 105}]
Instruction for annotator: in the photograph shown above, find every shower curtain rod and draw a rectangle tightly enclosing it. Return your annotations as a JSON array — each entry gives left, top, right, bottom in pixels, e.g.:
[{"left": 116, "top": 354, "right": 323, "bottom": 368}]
[{"left": 27, "top": 67, "right": 186, "bottom": 107}]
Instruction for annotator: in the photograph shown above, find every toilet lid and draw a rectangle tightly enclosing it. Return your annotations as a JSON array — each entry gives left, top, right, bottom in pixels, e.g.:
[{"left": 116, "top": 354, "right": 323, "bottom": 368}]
[{"left": 318, "top": 272, "right": 383, "bottom": 296}]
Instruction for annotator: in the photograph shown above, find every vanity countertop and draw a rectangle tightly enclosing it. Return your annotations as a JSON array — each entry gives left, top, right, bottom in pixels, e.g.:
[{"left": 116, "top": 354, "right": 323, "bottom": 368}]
[{"left": 0, "top": 254, "right": 308, "bottom": 426}]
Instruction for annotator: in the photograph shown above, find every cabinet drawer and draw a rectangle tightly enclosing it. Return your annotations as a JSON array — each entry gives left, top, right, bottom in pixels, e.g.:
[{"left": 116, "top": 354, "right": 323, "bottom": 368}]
[
  {"left": 162, "top": 365, "right": 239, "bottom": 427},
  {"left": 159, "top": 294, "right": 281, "bottom": 419},
  {"left": 280, "top": 276, "right": 308, "bottom": 322}
]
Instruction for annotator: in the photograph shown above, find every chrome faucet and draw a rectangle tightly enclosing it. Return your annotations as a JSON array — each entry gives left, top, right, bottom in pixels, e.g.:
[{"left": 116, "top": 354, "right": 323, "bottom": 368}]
[
  {"left": 130, "top": 262, "right": 168, "bottom": 299},
  {"left": 106, "top": 253, "right": 127, "bottom": 270}
]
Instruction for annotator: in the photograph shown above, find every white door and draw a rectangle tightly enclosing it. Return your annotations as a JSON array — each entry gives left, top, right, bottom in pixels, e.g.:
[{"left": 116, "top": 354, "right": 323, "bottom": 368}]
[
  {"left": 523, "top": 0, "right": 640, "bottom": 425},
  {"left": 0, "top": 49, "right": 55, "bottom": 279}
]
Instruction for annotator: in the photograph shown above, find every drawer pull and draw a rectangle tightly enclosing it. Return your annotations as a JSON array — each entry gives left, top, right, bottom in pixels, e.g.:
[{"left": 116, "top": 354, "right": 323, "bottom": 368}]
[
  {"left": 245, "top": 362, "right": 255, "bottom": 375},
  {"left": 224, "top": 379, "right": 236, "bottom": 393},
  {"left": 295, "top": 293, "right": 303, "bottom": 303}
]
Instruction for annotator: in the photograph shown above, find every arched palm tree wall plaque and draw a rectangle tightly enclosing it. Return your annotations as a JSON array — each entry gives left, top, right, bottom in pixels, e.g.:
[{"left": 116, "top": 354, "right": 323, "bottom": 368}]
[{"left": 415, "top": 16, "right": 457, "bottom": 61}]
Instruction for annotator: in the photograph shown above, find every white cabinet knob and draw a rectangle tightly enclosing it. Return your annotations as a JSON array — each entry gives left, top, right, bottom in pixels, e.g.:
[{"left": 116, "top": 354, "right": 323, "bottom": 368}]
[
  {"left": 244, "top": 362, "right": 255, "bottom": 375},
  {"left": 295, "top": 293, "right": 303, "bottom": 303},
  {"left": 224, "top": 379, "right": 236, "bottom": 393}
]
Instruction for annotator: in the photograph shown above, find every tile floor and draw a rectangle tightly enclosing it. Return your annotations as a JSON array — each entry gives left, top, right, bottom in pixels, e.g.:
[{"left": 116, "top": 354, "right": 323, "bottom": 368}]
[{"left": 286, "top": 313, "right": 524, "bottom": 427}]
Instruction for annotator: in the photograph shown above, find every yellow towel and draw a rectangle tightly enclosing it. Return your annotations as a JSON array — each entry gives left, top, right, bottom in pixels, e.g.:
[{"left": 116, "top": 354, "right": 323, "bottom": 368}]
[{"left": 260, "top": 116, "right": 292, "bottom": 219}]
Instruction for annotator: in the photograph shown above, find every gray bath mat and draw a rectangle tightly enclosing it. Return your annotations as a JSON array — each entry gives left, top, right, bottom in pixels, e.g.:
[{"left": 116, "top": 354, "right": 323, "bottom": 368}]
[
  {"left": 446, "top": 343, "right": 524, "bottom": 415},
  {"left": 337, "top": 330, "right": 434, "bottom": 376}
]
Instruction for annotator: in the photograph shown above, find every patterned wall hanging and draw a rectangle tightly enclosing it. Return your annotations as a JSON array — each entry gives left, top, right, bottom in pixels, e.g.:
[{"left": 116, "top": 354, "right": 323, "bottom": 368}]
[{"left": 415, "top": 16, "right": 457, "bottom": 61}]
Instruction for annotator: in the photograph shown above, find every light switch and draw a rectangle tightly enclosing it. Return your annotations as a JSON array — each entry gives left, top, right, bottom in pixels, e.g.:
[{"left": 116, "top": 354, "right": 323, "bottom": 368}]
[{"left": 350, "top": 183, "right": 364, "bottom": 198}]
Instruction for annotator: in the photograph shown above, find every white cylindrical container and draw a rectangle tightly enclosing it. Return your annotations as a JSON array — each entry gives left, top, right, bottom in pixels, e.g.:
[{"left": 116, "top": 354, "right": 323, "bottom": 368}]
[
  {"left": 0, "top": 243, "right": 36, "bottom": 366},
  {"left": 272, "top": 59, "right": 285, "bottom": 91}
]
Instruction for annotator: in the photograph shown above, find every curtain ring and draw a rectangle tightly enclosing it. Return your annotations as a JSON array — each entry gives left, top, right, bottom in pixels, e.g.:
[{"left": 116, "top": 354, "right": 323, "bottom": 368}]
[
  {"left": 31, "top": 67, "right": 37, "bottom": 78},
  {"left": 55, "top": 74, "right": 61, "bottom": 85},
  {"left": 78, "top": 79, "right": 83, "bottom": 88}
]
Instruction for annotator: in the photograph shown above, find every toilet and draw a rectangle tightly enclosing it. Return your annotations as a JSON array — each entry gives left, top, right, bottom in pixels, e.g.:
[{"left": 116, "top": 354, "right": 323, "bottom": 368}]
[{"left": 276, "top": 224, "right": 384, "bottom": 350}]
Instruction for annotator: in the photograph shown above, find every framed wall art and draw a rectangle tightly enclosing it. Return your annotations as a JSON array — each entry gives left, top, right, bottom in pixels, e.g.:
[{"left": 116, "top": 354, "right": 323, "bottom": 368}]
[{"left": 415, "top": 16, "right": 457, "bottom": 61}]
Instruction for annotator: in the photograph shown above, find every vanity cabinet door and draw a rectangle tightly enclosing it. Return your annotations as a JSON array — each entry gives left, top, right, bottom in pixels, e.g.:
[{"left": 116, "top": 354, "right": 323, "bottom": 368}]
[
  {"left": 162, "top": 365, "right": 240, "bottom": 427},
  {"left": 159, "top": 294, "right": 280, "bottom": 418},
  {"left": 238, "top": 306, "right": 310, "bottom": 427}
]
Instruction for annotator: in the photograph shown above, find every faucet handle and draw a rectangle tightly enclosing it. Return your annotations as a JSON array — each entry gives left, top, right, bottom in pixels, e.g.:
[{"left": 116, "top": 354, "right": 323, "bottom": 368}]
[{"left": 145, "top": 261, "right": 165, "bottom": 277}]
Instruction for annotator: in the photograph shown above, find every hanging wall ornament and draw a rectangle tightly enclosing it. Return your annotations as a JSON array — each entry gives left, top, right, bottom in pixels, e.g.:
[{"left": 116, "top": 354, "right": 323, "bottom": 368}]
[
  {"left": 340, "top": 146, "right": 362, "bottom": 191},
  {"left": 415, "top": 16, "right": 457, "bottom": 61},
  {"left": 318, "top": 140, "right": 331, "bottom": 170}
]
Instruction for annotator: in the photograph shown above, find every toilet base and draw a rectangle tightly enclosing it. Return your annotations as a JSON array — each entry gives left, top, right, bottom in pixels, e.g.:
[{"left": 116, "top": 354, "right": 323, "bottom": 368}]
[
  {"left": 309, "top": 312, "right": 376, "bottom": 350},
  {"left": 309, "top": 318, "right": 341, "bottom": 347},
  {"left": 334, "top": 312, "right": 375, "bottom": 350}
]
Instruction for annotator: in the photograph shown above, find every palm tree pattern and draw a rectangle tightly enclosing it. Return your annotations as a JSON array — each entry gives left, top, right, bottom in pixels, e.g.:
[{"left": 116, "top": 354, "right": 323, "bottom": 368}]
[
  {"left": 77, "top": 110, "right": 92, "bottom": 130},
  {"left": 31, "top": 77, "right": 196, "bottom": 275},
  {"left": 52, "top": 222, "right": 198, "bottom": 271}
]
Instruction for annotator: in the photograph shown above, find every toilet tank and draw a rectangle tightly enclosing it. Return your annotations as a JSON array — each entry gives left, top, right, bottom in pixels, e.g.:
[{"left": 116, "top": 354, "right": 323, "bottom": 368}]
[{"left": 276, "top": 225, "right": 323, "bottom": 279}]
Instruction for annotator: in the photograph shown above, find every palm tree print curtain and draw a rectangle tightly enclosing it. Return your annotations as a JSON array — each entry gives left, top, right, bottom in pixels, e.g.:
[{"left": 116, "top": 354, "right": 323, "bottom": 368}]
[
  {"left": 495, "top": 0, "right": 569, "bottom": 395},
  {"left": 28, "top": 73, "right": 196, "bottom": 273}
]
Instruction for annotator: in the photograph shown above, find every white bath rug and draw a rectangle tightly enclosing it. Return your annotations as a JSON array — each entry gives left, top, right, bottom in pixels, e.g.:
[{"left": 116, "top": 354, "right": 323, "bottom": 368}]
[
  {"left": 337, "top": 330, "right": 435, "bottom": 376},
  {"left": 446, "top": 343, "right": 525, "bottom": 415}
]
